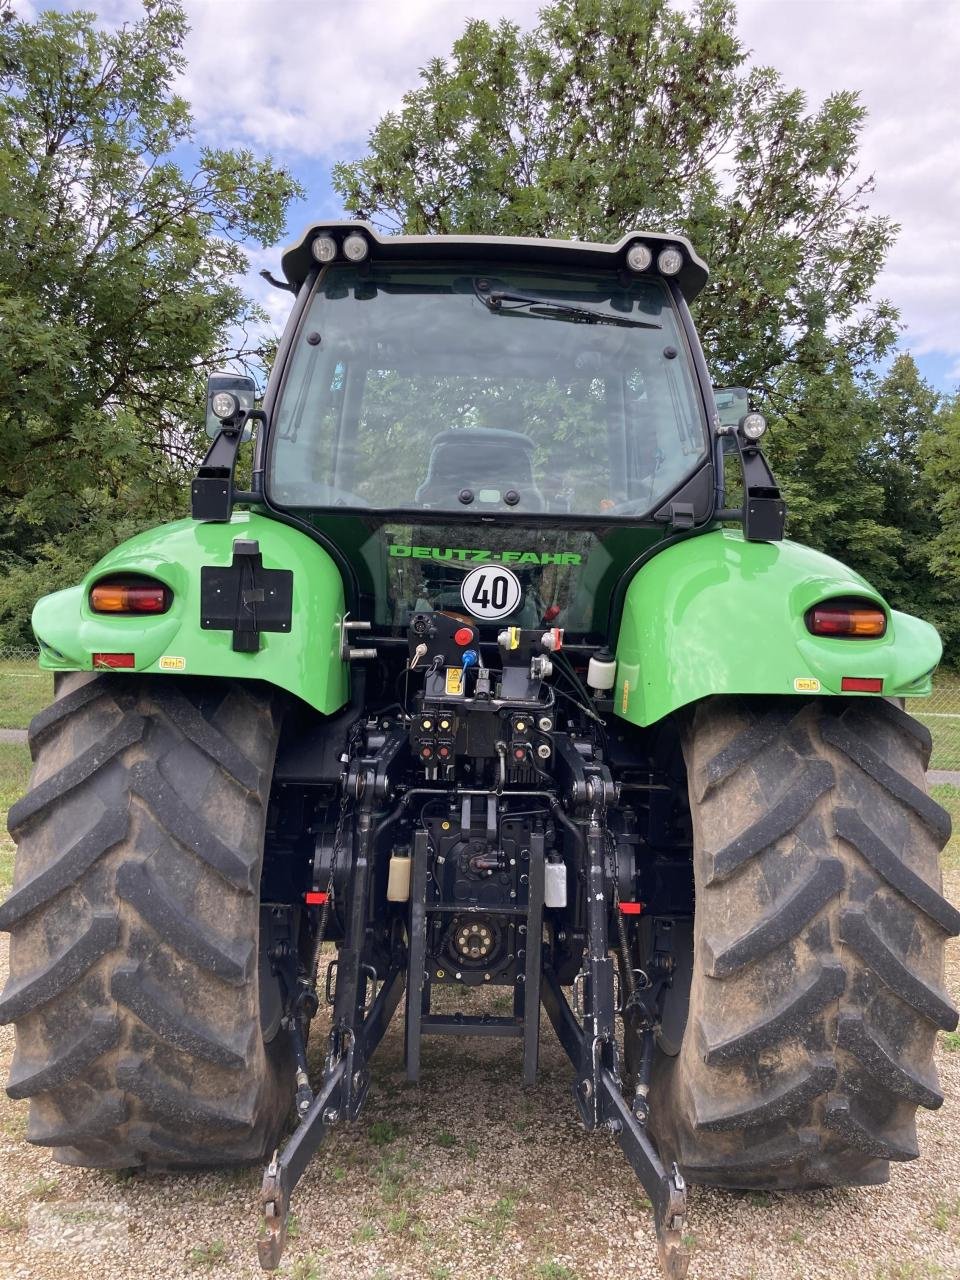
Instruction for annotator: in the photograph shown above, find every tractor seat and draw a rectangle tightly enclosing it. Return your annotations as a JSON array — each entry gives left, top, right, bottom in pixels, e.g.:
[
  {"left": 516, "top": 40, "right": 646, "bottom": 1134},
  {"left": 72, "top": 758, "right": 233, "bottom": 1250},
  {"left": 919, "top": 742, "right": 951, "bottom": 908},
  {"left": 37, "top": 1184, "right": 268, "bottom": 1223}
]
[{"left": 415, "top": 428, "right": 544, "bottom": 510}]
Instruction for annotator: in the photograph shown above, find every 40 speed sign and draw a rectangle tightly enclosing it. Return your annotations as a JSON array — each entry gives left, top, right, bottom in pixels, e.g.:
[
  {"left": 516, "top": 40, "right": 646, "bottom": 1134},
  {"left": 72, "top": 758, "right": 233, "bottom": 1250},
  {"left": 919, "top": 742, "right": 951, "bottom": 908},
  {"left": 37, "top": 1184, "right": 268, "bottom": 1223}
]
[{"left": 460, "top": 564, "right": 522, "bottom": 621}]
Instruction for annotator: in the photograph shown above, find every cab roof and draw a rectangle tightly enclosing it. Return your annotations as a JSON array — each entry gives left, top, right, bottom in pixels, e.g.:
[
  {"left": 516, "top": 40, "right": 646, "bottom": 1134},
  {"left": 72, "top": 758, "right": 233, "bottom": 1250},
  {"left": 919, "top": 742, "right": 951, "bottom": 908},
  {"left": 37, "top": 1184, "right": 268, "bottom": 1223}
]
[{"left": 280, "top": 221, "right": 709, "bottom": 302}]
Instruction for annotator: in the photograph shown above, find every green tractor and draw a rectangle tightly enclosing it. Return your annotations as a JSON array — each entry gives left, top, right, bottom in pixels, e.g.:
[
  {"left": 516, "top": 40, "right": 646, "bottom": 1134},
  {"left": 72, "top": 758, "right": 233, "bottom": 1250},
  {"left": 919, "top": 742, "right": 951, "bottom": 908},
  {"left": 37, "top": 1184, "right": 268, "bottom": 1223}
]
[{"left": 3, "top": 224, "right": 956, "bottom": 1279}]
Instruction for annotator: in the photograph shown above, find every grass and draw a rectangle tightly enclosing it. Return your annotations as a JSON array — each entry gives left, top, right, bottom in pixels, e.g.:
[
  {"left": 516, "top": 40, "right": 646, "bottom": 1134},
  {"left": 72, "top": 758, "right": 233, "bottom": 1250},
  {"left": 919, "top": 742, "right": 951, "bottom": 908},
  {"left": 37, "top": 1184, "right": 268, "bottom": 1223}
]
[
  {"left": 929, "top": 784, "right": 960, "bottom": 871},
  {"left": 536, "top": 1264, "right": 579, "bottom": 1280},
  {"left": 0, "top": 741, "right": 31, "bottom": 894},
  {"left": 28, "top": 1174, "right": 59, "bottom": 1202},
  {"left": 932, "top": 1197, "right": 960, "bottom": 1231},
  {"left": 915, "top": 674, "right": 960, "bottom": 770},
  {"left": 188, "top": 1238, "right": 228, "bottom": 1267},
  {"left": 940, "top": 1030, "right": 960, "bottom": 1052},
  {"left": 0, "top": 659, "right": 53, "bottom": 730},
  {"left": 290, "top": 1255, "right": 326, "bottom": 1280}
]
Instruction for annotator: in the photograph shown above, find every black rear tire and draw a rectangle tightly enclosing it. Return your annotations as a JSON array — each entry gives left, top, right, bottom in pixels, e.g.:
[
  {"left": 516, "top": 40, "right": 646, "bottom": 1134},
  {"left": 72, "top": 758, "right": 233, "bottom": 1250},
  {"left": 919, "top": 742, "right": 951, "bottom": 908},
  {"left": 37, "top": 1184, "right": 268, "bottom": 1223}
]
[
  {"left": 0, "top": 673, "right": 292, "bottom": 1168},
  {"left": 651, "top": 695, "right": 960, "bottom": 1188}
]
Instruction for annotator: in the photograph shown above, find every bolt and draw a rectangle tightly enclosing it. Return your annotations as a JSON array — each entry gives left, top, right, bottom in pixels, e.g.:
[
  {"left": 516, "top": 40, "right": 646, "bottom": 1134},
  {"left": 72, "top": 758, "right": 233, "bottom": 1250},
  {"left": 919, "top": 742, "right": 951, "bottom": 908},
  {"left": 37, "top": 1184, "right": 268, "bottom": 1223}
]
[
  {"left": 455, "top": 971, "right": 462, "bottom": 980},
  {"left": 322, "top": 1107, "right": 340, "bottom": 1123},
  {"left": 484, "top": 973, "right": 492, "bottom": 981}
]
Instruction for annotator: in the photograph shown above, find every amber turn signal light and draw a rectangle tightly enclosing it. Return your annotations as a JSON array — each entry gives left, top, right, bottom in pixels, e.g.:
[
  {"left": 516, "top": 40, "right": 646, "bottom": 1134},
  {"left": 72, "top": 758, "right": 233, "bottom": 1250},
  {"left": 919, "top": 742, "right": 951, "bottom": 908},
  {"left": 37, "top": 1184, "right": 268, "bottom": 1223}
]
[
  {"left": 806, "top": 599, "right": 886, "bottom": 639},
  {"left": 90, "top": 579, "right": 169, "bottom": 615}
]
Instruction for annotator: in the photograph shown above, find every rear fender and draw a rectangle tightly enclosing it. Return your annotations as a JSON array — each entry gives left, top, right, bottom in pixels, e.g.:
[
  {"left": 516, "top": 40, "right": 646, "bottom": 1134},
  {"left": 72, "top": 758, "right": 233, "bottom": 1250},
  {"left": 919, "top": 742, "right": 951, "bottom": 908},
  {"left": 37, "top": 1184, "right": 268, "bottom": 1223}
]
[
  {"left": 614, "top": 529, "right": 941, "bottom": 727},
  {"left": 31, "top": 512, "right": 349, "bottom": 715}
]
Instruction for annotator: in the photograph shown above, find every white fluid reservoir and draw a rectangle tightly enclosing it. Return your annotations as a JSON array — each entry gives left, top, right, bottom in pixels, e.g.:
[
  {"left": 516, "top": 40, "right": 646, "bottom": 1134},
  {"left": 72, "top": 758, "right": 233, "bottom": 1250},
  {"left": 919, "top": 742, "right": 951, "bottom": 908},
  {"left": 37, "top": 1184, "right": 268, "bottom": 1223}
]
[
  {"left": 544, "top": 860, "right": 567, "bottom": 909},
  {"left": 587, "top": 652, "right": 617, "bottom": 691},
  {"left": 387, "top": 852, "right": 411, "bottom": 902}
]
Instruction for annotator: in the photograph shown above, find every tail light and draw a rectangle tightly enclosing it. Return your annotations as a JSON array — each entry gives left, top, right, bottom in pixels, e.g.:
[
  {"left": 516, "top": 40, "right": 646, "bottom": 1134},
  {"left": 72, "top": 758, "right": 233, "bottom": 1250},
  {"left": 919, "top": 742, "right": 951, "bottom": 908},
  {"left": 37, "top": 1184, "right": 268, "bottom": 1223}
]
[
  {"left": 90, "top": 577, "right": 170, "bottom": 615},
  {"left": 806, "top": 598, "right": 886, "bottom": 639}
]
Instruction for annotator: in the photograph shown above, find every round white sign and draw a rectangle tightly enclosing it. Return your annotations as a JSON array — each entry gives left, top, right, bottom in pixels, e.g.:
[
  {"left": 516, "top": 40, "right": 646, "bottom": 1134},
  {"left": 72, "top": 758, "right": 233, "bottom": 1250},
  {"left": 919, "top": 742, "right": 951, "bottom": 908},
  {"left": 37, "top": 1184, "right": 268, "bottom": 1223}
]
[{"left": 460, "top": 564, "right": 522, "bottom": 621}]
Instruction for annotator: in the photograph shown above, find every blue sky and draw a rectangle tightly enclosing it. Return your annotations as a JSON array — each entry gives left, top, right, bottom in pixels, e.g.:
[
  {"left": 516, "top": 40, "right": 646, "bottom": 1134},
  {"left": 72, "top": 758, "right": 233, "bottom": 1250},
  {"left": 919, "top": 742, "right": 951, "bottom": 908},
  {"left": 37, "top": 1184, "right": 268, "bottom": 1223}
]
[{"left": 20, "top": 0, "right": 960, "bottom": 393}]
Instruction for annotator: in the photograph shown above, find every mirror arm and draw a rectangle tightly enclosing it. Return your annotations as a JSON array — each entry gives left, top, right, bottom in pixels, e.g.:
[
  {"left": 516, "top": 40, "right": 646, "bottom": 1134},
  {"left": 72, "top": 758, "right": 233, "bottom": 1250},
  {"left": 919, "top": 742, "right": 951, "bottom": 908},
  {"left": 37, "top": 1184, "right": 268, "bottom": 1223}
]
[
  {"left": 714, "top": 429, "right": 786, "bottom": 543},
  {"left": 191, "top": 408, "right": 267, "bottom": 523}
]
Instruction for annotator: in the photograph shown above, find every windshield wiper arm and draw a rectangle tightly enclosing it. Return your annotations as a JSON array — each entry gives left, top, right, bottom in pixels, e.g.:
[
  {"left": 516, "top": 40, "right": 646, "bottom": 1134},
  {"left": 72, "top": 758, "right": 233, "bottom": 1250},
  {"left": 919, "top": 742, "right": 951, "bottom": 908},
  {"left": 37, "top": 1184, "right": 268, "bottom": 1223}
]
[{"left": 477, "top": 287, "right": 661, "bottom": 329}]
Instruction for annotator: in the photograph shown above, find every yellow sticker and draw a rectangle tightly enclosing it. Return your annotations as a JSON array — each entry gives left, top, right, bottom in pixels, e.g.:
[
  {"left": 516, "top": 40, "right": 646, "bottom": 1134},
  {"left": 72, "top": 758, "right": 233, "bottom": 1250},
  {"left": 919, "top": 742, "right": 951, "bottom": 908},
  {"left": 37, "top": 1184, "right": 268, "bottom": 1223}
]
[
  {"left": 445, "top": 667, "right": 464, "bottom": 696},
  {"left": 794, "top": 676, "right": 821, "bottom": 692},
  {"left": 159, "top": 655, "right": 186, "bottom": 671},
  {"left": 621, "top": 679, "right": 630, "bottom": 715}
]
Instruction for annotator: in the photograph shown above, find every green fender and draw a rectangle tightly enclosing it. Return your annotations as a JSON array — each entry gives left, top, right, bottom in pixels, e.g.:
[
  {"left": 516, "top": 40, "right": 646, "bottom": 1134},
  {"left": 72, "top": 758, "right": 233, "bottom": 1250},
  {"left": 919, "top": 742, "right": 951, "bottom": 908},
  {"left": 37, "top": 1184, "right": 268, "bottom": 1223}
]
[
  {"left": 614, "top": 529, "right": 941, "bottom": 727},
  {"left": 31, "top": 512, "right": 349, "bottom": 715}
]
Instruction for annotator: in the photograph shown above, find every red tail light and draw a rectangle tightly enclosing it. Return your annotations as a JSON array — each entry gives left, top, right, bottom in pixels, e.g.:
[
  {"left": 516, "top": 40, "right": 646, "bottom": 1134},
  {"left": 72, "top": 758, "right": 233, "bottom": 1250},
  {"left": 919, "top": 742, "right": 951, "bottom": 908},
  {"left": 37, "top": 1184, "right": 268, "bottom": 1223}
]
[
  {"left": 90, "top": 578, "right": 170, "bottom": 615},
  {"left": 806, "top": 599, "right": 886, "bottom": 639}
]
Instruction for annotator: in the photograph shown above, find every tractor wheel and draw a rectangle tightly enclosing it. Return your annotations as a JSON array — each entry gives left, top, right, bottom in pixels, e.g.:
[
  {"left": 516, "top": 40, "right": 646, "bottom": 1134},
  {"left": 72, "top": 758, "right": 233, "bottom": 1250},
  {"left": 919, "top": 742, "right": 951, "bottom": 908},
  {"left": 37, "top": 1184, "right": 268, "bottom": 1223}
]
[
  {"left": 651, "top": 695, "right": 960, "bottom": 1188},
  {"left": 0, "top": 673, "right": 293, "bottom": 1168}
]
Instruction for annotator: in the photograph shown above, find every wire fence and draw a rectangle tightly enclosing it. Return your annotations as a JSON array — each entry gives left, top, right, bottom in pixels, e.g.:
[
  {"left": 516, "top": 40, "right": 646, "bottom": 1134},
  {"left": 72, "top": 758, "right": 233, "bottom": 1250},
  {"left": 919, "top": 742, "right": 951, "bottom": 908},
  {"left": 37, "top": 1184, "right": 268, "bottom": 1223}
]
[{"left": 1, "top": 647, "right": 960, "bottom": 771}]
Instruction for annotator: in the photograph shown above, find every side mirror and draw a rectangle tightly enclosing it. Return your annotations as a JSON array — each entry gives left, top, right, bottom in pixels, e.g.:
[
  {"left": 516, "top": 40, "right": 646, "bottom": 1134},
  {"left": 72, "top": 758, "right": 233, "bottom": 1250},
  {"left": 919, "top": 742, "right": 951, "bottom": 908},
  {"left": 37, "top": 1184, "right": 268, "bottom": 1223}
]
[
  {"left": 712, "top": 387, "right": 785, "bottom": 542},
  {"left": 205, "top": 371, "right": 257, "bottom": 439},
  {"left": 712, "top": 386, "right": 750, "bottom": 433}
]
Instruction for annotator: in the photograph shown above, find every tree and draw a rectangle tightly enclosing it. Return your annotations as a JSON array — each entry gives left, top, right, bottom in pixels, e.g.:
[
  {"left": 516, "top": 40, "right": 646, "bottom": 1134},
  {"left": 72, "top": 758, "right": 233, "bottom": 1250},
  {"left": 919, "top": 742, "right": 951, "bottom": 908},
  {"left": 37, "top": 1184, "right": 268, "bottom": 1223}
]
[
  {"left": 334, "top": 0, "right": 898, "bottom": 396},
  {"left": 333, "top": 0, "right": 909, "bottom": 587},
  {"left": 0, "top": 0, "right": 302, "bottom": 642}
]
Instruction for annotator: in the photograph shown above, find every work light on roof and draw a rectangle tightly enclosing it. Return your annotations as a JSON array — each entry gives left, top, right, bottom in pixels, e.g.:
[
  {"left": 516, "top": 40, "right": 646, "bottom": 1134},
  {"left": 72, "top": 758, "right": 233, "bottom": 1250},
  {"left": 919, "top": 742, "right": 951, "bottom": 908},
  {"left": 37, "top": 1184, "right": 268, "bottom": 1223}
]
[
  {"left": 657, "top": 246, "right": 683, "bottom": 276},
  {"left": 625, "top": 242, "right": 653, "bottom": 273},
  {"left": 311, "top": 234, "right": 337, "bottom": 264},
  {"left": 342, "top": 232, "right": 370, "bottom": 262}
]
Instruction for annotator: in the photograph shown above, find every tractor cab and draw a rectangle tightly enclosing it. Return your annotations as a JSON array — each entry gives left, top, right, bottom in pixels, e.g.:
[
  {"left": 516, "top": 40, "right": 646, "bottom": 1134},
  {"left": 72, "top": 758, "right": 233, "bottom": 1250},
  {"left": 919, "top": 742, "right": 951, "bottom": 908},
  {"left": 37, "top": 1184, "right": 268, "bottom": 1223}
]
[{"left": 251, "top": 224, "right": 723, "bottom": 643}]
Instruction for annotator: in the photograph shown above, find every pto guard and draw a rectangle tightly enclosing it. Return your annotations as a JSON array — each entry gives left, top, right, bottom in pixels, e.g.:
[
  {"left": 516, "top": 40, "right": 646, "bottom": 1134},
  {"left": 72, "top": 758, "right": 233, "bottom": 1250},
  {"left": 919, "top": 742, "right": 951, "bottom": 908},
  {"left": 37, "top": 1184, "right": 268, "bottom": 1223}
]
[
  {"left": 614, "top": 528, "right": 941, "bottom": 728},
  {"left": 31, "top": 512, "right": 349, "bottom": 716}
]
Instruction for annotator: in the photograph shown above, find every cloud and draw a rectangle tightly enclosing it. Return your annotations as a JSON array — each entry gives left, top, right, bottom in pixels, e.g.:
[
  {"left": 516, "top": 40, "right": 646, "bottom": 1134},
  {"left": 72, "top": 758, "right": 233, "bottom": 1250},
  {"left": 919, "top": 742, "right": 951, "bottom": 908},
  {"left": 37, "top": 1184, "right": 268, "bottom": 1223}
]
[
  {"left": 736, "top": 0, "right": 960, "bottom": 382},
  {"left": 47, "top": 0, "right": 959, "bottom": 387},
  {"left": 177, "top": 0, "right": 542, "bottom": 156}
]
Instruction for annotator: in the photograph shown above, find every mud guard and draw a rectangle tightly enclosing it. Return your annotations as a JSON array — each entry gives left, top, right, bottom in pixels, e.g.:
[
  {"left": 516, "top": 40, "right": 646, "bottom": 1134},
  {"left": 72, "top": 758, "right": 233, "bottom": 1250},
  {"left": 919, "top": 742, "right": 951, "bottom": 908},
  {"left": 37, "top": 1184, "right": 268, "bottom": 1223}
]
[
  {"left": 29, "top": 512, "right": 349, "bottom": 715},
  {"left": 614, "top": 529, "right": 941, "bottom": 728}
]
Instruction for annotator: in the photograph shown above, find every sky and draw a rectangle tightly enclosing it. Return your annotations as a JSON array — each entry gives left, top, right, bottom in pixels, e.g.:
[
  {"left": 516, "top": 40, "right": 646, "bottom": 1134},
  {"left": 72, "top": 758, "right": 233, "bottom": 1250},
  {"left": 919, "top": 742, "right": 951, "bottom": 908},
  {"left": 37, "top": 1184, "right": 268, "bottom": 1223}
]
[{"left": 18, "top": 0, "right": 960, "bottom": 391}]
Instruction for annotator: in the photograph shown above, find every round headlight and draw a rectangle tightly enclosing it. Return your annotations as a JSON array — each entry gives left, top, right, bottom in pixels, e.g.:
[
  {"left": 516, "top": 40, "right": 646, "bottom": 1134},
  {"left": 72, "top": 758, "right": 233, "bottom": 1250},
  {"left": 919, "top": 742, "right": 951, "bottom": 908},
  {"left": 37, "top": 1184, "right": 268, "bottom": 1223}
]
[
  {"left": 211, "top": 391, "right": 239, "bottom": 420},
  {"left": 311, "top": 234, "right": 337, "bottom": 264},
  {"left": 741, "top": 411, "right": 767, "bottom": 441},
  {"left": 342, "top": 232, "right": 369, "bottom": 262},
  {"left": 657, "top": 246, "right": 683, "bottom": 276},
  {"left": 625, "top": 242, "right": 653, "bottom": 272}
]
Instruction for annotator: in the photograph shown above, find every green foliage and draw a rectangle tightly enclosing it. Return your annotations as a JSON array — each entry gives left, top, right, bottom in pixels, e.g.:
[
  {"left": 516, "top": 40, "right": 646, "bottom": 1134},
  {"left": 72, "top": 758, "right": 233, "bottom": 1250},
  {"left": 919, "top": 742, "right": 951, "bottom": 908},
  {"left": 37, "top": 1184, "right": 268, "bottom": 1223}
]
[
  {"left": 334, "top": 0, "right": 897, "bottom": 393},
  {"left": 333, "top": 0, "right": 960, "bottom": 657},
  {"left": 0, "top": 0, "right": 302, "bottom": 642}
]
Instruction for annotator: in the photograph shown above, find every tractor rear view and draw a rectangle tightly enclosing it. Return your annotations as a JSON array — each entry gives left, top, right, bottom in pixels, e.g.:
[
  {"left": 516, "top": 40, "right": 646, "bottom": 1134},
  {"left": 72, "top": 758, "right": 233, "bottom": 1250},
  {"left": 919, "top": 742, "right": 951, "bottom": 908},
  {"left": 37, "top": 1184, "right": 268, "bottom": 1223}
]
[{"left": 3, "top": 224, "right": 956, "bottom": 1279}]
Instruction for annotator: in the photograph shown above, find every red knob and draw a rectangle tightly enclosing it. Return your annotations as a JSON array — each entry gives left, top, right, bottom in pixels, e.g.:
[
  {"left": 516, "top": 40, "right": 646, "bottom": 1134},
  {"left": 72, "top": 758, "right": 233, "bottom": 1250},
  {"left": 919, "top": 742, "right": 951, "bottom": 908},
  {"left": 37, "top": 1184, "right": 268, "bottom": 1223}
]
[{"left": 454, "top": 626, "right": 474, "bottom": 646}]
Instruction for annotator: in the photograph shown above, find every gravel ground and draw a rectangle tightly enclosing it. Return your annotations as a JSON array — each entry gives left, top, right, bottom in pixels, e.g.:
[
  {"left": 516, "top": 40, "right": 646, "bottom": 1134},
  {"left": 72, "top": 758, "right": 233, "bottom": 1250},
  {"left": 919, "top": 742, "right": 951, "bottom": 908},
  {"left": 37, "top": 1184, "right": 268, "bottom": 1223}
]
[{"left": 1, "top": 891, "right": 958, "bottom": 1280}]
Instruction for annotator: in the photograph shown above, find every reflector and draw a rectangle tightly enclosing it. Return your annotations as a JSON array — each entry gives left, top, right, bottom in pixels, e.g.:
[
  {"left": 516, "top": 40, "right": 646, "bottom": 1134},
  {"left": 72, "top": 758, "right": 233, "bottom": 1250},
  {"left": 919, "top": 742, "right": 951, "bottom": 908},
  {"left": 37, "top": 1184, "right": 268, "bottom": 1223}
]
[
  {"left": 841, "top": 677, "right": 884, "bottom": 692},
  {"left": 304, "top": 891, "right": 329, "bottom": 905},
  {"left": 92, "top": 653, "right": 135, "bottom": 669},
  {"left": 618, "top": 901, "right": 644, "bottom": 915}
]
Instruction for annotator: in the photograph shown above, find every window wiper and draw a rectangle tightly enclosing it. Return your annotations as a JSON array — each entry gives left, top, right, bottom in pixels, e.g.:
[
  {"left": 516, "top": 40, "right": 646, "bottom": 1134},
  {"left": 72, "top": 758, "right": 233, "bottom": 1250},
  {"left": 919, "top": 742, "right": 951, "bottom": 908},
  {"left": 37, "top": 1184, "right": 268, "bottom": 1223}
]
[{"left": 476, "top": 285, "right": 661, "bottom": 329}]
